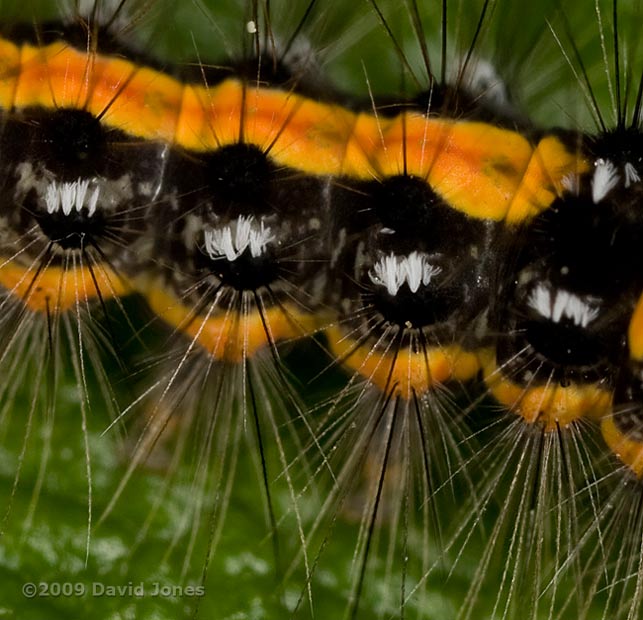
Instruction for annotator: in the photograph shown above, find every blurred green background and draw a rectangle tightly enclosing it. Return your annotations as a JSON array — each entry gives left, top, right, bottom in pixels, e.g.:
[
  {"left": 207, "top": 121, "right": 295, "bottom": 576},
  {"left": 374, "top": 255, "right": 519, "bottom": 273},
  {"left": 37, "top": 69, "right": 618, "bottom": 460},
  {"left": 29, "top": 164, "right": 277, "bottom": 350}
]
[{"left": 0, "top": 0, "right": 636, "bottom": 618}]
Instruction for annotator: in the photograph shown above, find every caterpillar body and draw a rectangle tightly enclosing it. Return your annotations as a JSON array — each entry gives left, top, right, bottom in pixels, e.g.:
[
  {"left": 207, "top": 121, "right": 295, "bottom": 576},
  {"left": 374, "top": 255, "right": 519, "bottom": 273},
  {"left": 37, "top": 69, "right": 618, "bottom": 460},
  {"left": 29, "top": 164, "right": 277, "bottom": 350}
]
[{"left": 0, "top": 1, "right": 642, "bottom": 620}]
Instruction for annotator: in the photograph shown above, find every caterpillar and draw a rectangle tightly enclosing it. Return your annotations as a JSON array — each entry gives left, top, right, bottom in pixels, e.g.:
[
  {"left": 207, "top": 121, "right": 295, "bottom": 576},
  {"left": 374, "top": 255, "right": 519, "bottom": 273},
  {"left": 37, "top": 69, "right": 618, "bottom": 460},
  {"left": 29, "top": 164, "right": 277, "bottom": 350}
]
[
  {"left": 0, "top": 0, "right": 183, "bottom": 576},
  {"left": 448, "top": 3, "right": 643, "bottom": 620},
  {"left": 0, "top": 1, "right": 383, "bottom": 617},
  {"left": 0, "top": 1, "right": 640, "bottom": 619},
  {"left": 292, "top": 3, "right": 589, "bottom": 619}
]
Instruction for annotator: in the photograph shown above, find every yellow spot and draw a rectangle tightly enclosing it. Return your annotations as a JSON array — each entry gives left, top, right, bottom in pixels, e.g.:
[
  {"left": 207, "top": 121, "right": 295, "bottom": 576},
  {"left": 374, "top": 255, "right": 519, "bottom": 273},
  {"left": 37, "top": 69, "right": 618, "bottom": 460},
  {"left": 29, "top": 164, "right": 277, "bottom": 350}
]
[
  {"left": 0, "top": 261, "right": 128, "bottom": 313},
  {"left": 142, "top": 278, "right": 317, "bottom": 363},
  {"left": 480, "top": 350, "right": 612, "bottom": 430},
  {"left": 601, "top": 416, "right": 643, "bottom": 478},
  {"left": 629, "top": 294, "right": 643, "bottom": 361},
  {"left": 325, "top": 324, "right": 480, "bottom": 400}
]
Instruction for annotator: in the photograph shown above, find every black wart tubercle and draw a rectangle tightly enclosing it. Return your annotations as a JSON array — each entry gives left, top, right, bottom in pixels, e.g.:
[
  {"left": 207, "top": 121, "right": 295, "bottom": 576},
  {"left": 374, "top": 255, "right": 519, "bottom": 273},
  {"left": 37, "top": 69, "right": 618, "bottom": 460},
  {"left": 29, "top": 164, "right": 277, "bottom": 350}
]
[
  {"left": 371, "top": 275, "right": 464, "bottom": 328},
  {"left": 332, "top": 173, "right": 493, "bottom": 332},
  {"left": 492, "top": 271, "right": 627, "bottom": 386},
  {"left": 195, "top": 240, "right": 279, "bottom": 292},
  {"left": 370, "top": 174, "right": 486, "bottom": 249},
  {"left": 202, "top": 143, "right": 273, "bottom": 218},
  {"left": 371, "top": 175, "right": 441, "bottom": 235},
  {"left": 33, "top": 200, "right": 107, "bottom": 250},
  {"left": 590, "top": 126, "right": 643, "bottom": 170},
  {"left": 33, "top": 108, "right": 108, "bottom": 180}
]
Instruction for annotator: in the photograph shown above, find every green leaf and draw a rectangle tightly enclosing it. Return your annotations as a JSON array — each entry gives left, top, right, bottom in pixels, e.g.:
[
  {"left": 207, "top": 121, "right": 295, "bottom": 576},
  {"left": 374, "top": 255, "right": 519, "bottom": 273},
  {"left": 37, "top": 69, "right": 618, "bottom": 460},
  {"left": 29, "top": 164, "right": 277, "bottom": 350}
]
[{"left": 0, "top": 1, "right": 622, "bottom": 619}]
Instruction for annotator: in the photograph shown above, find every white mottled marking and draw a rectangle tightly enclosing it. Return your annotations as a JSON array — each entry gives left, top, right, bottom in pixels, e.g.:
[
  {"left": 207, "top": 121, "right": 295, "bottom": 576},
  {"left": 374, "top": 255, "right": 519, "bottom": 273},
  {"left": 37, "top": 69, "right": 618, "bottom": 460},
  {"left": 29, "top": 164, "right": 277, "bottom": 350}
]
[
  {"left": 624, "top": 162, "right": 641, "bottom": 188},
  {"left": 45, "top": 178, "right": 100, "bottom": 217},
  {"left": 369, "top": 252, "right": 441, "bottom": 296},
  {"left": 527, "top": 282, "right": 600, "bottom": 328},
  {"left": 458, "top": 56, "right": 509, "bottom": 108},
  {"left": 66, "top": 0, "right": 131, "bottom": 33},
  {"left": 204, "top": 215, "right": 274, "bottom": 262},
  {"left": 592, "top": 158, "right": 620, "bottom": 202},
  {"left": 561, "top": 173, "right": 579, "bottom": 195}
]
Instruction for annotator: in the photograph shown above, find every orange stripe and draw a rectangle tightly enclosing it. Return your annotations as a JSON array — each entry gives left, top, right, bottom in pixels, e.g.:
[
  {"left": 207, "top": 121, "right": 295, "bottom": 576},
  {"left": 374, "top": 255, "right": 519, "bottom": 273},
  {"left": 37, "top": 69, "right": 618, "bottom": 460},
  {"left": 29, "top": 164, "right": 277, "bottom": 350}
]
[
  {"left": 325, "top": 325, "right": 481, "bottom": 400},
  {"left": 6, "top": 39, "right": 359, "bottom": 175},
  {"left": 506, "top": 135, "right": 588, "bottom": 224},
  {"left": 176, "top": 80, "right": 356, "bottom": 175},
  {"left": 344, "top": 113, "right": 586, "bottom": 222},
  {"left": 0, "top": 260, "right": 129, "bottom": 313},
  {"left": 480, "top": 350, "right": 612, "bottom": 430},
  {"left": 601, "top": 416, "right": 643, "bottom": 478},
  {"left": 629, "top": 294, "right": 643, "bottom": 361},
  {"left": 0, "top": 36, "right": 586, "bottom": 215},
  {"left": 143, "top": 280, "right": 318, "bottom": 362},
  {"left": 12, "top": 41, "right": 183, "bottom": 141},
  {"left": 0, "top": 37, "right": 20, "bottom": 108}
]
